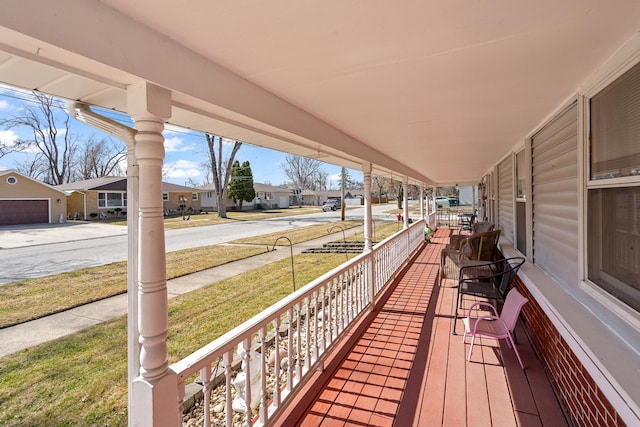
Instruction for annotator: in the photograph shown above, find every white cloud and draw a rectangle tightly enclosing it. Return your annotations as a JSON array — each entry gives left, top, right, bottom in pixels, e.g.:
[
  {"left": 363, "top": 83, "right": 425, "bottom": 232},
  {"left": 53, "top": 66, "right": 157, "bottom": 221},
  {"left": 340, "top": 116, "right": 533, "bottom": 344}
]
[
  {"left": 163, "top": 159, "right": 202, "bottom": 179},
  {"left": 0, "top": 129, "right": 19, "bottom": 146},
  {"left": 164, "top": 136, "right": 197, "bottom": 153},
  {"left": 0, "top": 99, "right": 9, "bottom": 110},
  {"left": 329, "top": 173, "right": 341, "bottom": 182}
]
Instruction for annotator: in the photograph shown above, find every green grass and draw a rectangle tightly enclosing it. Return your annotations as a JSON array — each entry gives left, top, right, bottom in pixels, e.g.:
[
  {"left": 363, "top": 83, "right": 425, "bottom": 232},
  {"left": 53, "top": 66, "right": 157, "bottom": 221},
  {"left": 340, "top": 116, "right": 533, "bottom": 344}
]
[
  {"left": 0, "top": 220, "right": 402, "bottom": 328},
  {"left": 349, "top": 220, "right": 404, "bottom": 243},
  {"left": 0, "top": 215, "right": 409, "bottom": 425},
  {"left": 108, "top": 206, "right": 324, "bottom": 229},
  {"left": 230, "top": 220, "right": 363, "bottom": 245},
  {"left": 0, "top": 254, "right": 347, "bottom": 427},
  {"left": 0, "top": 245, "right": 266, "bottom": 328}
]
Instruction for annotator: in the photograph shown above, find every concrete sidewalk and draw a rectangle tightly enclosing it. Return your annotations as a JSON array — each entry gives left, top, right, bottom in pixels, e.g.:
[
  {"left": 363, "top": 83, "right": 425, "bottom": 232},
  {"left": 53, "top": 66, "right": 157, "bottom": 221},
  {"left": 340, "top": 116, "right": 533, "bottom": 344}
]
[{"left": 0, "top": 229, "right": 363, "bottom": 358}]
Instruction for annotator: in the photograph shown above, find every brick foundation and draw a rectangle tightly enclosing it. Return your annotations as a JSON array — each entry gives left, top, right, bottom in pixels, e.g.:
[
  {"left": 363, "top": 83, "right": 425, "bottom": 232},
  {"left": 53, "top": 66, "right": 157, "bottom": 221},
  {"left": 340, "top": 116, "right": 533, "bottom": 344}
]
[{"left": 514, "top": 277, "right": 626, "bottom": 427}]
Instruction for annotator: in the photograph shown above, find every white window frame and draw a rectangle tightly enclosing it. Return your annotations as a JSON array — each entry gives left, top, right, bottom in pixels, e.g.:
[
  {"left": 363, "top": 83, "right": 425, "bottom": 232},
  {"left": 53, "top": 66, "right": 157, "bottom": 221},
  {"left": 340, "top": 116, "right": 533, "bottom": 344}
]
[
  {"left": 97, "top": 191, "right": 127, "bottom": 208},
  {"left": 515, "top": 148, "right": 528, "bottom": 257},
  {"left": 580, "top": 53, "right": 640, "bottom": 327}
]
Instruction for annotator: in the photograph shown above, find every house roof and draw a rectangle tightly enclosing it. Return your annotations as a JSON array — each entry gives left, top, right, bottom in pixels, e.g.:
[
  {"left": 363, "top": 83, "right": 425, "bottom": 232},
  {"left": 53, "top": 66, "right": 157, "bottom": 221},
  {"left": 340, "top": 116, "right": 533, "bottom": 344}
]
[
  {"left": 0, "top": 170, "right": 68, "bottom": 195},
  {"left": 160, "top": 182, "right": 199, "bottom": 192},
  {"left": 55, "top": 177, "right": 198, "bottom": 192},
  {"left": 198, "top": 182, "right": 286, "bottom": 194},
  {"left": 55, "top": 176, "right": 127, "bottom": 191},
  {"left": 254, "top": 183, "right": 289, "bottom": 193}
]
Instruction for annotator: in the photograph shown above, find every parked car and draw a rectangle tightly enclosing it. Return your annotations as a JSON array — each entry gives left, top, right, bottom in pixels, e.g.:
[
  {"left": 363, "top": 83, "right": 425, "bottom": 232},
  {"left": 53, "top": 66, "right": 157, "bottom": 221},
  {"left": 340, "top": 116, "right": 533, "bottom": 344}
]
[
  {"left": 435, "top": 196, "right": 449, "bottom": 207},
  {"left": 322, "top": 199, "right": 341, "bottom": 211}
]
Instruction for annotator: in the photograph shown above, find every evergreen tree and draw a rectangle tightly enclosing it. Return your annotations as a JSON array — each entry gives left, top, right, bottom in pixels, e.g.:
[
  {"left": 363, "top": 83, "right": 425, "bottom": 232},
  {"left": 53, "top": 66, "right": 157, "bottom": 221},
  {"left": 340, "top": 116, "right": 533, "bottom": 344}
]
[{"left": 228, "top": 160, "right": 256, "bottom": 210}]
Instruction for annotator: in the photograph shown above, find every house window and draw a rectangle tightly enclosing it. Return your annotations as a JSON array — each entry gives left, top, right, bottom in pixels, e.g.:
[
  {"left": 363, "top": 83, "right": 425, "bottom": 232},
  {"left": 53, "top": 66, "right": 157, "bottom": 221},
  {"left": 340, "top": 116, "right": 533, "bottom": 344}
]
[
  {"left": 588, "top": 62, "right": 640, "bottom": 312},
  {"left": 98, "top": 191, "right": 127, "bottom": 208},
  {"left": 191, "top": 193, "right": 198, "bottom": 201},
  {"left": 163, "top": 193, "right": 169, "bottom": 201},
  {"left": 515, "top": 150, "right": 527, "bottom": 255}
]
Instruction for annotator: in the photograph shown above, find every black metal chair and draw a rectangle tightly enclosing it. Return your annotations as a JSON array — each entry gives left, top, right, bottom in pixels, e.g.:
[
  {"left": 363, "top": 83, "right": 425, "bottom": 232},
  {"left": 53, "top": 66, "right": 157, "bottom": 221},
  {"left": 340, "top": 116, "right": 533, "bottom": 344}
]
[
  {"left": 459, "top": 213, "right": 476, "bottom": 233},
  {"left": 452, "top": 257, "right": 525, "bottom": 335}
]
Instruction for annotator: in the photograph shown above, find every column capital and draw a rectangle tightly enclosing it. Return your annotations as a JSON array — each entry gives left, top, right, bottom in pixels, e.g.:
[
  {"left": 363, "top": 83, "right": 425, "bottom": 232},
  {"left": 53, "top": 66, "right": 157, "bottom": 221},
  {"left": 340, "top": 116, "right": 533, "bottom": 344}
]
[
  {"left": 127, "top": 81, "right": 171, "bottom": 121},
  {"left": 361, "top": 161, "right": 372, "bottom": 174}
]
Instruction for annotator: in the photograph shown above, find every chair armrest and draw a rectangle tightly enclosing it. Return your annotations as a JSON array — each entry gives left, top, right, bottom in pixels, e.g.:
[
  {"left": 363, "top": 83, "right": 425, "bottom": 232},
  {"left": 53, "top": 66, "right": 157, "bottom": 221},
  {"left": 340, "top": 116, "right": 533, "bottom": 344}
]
[
  {"left": 467, "top": 301, "right": 498, "bottom": 318},
  {"left": 459, "top": 259, "right": 495, "bottom": 269}
]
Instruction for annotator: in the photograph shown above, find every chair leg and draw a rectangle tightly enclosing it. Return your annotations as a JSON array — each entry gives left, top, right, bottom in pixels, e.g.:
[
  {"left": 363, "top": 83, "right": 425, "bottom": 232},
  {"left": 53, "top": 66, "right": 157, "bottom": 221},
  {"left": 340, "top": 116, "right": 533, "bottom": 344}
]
[
  {"left": 506, "top": 334, "right": 525, "bottom": 369},
  {"left": 467, "top": 334, "right": 476, "bottom": 361},
  {"left": 452, "top": 291, "right": 461, "bottom": 335}
]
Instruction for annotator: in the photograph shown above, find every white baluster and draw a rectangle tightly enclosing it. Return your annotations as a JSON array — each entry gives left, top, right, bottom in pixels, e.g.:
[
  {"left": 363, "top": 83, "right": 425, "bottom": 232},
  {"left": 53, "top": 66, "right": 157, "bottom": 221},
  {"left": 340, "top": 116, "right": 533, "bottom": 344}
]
[{"left": 200, "top": 366, "right": 211, "bottom": 427}]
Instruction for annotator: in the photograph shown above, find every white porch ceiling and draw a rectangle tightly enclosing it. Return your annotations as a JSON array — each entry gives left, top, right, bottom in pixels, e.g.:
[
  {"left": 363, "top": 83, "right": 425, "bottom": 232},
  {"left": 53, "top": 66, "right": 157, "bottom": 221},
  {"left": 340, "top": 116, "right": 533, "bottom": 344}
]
[{"left": 1, "top": 0, "right": 640, "bottom": 186}]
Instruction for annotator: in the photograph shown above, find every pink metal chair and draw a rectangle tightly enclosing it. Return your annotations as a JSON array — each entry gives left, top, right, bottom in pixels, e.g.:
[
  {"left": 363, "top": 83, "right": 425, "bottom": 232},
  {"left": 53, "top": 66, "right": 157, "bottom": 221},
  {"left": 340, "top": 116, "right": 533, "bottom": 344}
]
[{"left": 462, "top": 288, "right": 529, "bottom": 369}]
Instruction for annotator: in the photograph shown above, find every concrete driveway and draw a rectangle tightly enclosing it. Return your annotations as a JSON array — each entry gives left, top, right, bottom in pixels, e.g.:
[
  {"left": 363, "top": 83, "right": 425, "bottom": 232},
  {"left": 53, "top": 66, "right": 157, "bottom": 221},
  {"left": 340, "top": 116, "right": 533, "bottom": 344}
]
[{"left": 0, "top": 221, "right": 128, "bottom": 249}]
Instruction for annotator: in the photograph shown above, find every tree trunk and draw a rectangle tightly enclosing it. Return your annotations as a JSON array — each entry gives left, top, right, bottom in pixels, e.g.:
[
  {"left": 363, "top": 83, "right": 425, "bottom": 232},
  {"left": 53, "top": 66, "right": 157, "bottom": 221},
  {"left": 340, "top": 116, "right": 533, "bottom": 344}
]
[{"left": 206, "top": 134, "right": 241, "bottom": 218}]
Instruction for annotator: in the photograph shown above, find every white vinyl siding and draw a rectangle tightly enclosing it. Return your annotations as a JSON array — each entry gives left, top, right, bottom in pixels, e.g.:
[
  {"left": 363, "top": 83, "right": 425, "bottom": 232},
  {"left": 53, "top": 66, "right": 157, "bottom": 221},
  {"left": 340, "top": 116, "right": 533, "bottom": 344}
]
[
  {"left": 497, "top": 157, "right": 514, "bottom": 244},
  {"left": 531, "top": 102, "right": 579, "bottom": 287}
]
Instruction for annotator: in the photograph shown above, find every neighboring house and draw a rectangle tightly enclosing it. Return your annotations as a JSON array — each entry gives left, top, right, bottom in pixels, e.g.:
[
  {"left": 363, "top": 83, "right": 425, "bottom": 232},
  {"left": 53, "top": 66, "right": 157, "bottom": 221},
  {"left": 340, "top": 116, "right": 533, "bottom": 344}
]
[
  {"left": 254, "top": 183, "right": 290, "bottom": 209},
  {"left": 296, "top": 188, "right": 321, "bottom": 206},
  {"left": 0, "top": 170, "right": 68, "bottom": 226},
  {"left": 457, "top": 186, "right": 475, "bottom": 206},
  {"left": 199, "top": 182, "right": 290, "bottom": 211},
  {"left": 56, "top": 177, "right": 200, "bottom": 220},
  {"left": 318, "top": 190, "right": 364, "bottom": 206}
]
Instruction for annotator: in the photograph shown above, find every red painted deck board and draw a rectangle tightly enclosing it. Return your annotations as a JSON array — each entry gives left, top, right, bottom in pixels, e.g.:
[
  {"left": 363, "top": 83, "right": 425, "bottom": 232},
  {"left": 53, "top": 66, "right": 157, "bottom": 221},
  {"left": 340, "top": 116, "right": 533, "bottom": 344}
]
[{"left": 294, "top": 228, "right": 568, "bottom": 427}]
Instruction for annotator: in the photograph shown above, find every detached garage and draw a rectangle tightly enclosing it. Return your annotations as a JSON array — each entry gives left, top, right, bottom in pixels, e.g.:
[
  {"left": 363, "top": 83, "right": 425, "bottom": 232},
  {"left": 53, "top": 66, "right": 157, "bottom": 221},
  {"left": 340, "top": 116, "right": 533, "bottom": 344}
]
[{"left": 0, "top": 170, "right": 67, "bottom": 226}]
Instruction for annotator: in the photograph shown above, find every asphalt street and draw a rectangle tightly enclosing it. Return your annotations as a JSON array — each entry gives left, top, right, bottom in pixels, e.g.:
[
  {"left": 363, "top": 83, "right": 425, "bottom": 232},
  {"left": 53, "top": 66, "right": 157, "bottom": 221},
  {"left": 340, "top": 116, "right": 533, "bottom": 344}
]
[{"left": 0, "top": 204, "right": 400, "bottom": 284}]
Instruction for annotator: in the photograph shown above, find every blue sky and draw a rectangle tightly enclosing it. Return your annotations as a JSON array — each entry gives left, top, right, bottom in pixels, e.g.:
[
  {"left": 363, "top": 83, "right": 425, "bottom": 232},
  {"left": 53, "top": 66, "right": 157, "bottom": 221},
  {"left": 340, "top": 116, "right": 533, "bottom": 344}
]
[{"left": 0, "top": 85, "right": 358, "bottom": 188}]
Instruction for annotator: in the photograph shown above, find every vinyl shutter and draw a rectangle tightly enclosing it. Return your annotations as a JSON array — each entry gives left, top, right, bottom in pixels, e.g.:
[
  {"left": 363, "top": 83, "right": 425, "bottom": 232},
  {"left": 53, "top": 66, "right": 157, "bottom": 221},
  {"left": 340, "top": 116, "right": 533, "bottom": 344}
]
[
  {"left": 497, "top": 157, "right": 514, "bottom": 244},
  {"left": 531, "top": 102, "right": 579, "bottom": 287}
]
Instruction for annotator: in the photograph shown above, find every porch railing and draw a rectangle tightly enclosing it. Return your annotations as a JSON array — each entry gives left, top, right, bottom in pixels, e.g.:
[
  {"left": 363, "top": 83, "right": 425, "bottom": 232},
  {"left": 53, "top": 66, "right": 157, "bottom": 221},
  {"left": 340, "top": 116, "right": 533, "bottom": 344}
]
[{"left": 169, "top": 219, "right": 425, "bottom": 426}]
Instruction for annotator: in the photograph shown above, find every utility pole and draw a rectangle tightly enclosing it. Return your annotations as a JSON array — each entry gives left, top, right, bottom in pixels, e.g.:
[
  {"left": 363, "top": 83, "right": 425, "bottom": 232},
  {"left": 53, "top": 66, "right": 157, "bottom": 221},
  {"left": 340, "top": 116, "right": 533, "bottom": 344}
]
[{"left": 341, "top": 167, "right": 346, "bottom": 221}]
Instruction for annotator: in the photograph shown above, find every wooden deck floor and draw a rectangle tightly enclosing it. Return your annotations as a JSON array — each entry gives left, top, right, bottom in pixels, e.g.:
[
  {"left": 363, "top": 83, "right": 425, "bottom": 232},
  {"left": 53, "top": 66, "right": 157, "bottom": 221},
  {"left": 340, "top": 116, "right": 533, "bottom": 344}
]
[{"left": 294, "top": 229, "right": 568, "bottom": 426}]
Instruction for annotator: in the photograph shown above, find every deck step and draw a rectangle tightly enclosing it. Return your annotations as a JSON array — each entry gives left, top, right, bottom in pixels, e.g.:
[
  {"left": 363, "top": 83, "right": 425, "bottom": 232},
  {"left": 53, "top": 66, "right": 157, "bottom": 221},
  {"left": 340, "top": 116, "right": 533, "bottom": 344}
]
[{"left": 302, "top": 241, "right": 367, "bottom": 254}]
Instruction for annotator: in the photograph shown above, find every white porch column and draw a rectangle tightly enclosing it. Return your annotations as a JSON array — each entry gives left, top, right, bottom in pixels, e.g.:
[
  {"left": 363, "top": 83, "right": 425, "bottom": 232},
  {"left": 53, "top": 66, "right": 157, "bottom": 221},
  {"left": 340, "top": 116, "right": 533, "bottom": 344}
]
[
  {"left": 124, "top": 125, "right": 141, "bottom": 427},
  {"left": 128, "top": 82, "right": 176, "bottom": 426},
  {"left": 403, "top": 176, "right": 409, "bottom": 228},
  {"left": 362, "top": 162, "right": 373, "bottom": 251},
  {"left": 419, "top": 185, "right": 425, "bottom": 219}
]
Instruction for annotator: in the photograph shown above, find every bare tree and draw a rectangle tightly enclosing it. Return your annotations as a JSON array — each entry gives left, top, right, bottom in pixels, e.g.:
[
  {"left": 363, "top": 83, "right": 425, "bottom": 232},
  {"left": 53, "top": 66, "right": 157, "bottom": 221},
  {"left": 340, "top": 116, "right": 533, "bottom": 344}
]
[
  {"left": 205, "top": 134, "right": 242, "bottom": 218},
  {"left": 311, "top": 169, "right": 329, "bottom": 191},
  {"left": 282, "top": 155, "right": 323, "bottom": 206},
  {"left": 0, "top": 92, "right": 77, "bottom": 185},
  {"left": 76, "top": 135, "right": 126, "bottom": 180},
  {"left": 338, "top": 169, "right": 363, "bottom": 190},
  {"left": 372, "top": 175, "right": 394, "bottom": 203},
  {"left": 397, "top": 181, "right": 404, "bottom": 209},
  {"left": 13, "top": 153, "right": 45, "bottom": 178}
]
